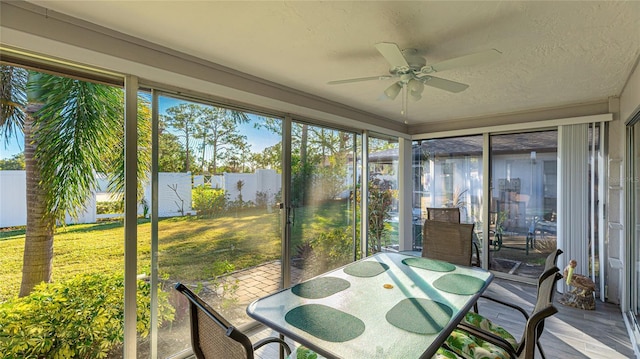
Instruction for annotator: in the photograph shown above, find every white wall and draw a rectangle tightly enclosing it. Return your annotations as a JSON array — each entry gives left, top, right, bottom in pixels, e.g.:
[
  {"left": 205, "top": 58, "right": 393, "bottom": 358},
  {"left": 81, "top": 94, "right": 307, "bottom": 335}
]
[
  {"left": 223, "top": 169, "right": 281, "bottom": 205},
  {"left": 0, "top": 170, "right": 282, "bottom": 226},
  {"left": 620, "top": 59, "right": 640, "bottom": 124},
  {"left": 0, "top": 171, "right": 97, "bottom": 227},
  {"left": 155, "top": 172, "right": 193, "bottom": 217},
  {"left": 64, "top": 194, "right": 97, "bottom": 225},
  {"left": 255, "top": 169, "right": 281, "bottom": 205},
  {"left": 192, "top": 175, "right": 204, "bottom": 187},
  {"left": 211, "top": 175, "right": 224, "bottom": 189},
  {"left": 0, "top": 171, "right": 26, "bottom": 227},
  {"left": 611, "top": 57, "right": 640, "bottom": 306},
  {"left": 0, "top": 171, "right": 196, "bottom": 226}
]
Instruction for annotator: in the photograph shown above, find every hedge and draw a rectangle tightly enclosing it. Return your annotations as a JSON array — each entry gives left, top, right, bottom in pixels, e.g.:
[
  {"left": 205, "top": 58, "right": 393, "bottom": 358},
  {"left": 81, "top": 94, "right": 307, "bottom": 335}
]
[{"left": 0, "top": 273, "right": 175, "bottom": 359}]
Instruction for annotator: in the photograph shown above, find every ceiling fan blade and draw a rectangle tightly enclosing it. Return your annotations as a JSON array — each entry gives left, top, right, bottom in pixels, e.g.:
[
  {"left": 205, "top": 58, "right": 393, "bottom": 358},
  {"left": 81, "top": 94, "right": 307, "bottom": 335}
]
[
  {"left": 429, "top": 49, "right": 502, "bottom": 73},
  {"left": 375, "top": 42, "right": 410, "bottom": 70},
  {"left": 327, "top": 75, "right": 392, "bottom": 85},
  {"left": 423, "top": 76, "right": 469, "bottom": 93}
]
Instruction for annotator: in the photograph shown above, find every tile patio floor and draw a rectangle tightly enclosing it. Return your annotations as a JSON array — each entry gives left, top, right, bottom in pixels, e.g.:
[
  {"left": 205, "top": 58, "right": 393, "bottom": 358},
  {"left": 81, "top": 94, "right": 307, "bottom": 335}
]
[{"left": 228, "top": 261, "right": 303, "bottom": 307}]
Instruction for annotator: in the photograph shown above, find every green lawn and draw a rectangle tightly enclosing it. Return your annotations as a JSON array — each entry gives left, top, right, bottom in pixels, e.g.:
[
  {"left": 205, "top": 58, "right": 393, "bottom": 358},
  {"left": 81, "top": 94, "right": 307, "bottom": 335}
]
[
  {"left": 0, "top": 210, "right": 281, "bottom": 302},
  {"left": 0, "top": 202, "right": 354, "bottom": 302}
]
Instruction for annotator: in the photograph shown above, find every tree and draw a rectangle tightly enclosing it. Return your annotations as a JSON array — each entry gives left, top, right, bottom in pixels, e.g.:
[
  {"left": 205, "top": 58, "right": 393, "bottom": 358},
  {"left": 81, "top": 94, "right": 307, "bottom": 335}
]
[
  {"left": 250, "top": 143, "right": 281, "bottom": 170},
  {"left": 162, "top": 104, "right": 250, "bottom": 175},
  {"left": 158, "top": 131, "right": 187, "bottom": 172},
  {"left": 256, "top": 119, "right": 352, "bottom": 205},
  {"left": 224, "top": 140, "right": 252, "bottom": 172},
  {"left": 368, "top": 178, "right": 393, "bottom": 253},
  {"left": 196, "top": 106, "right": 249, "bottom": 174},
  {"left": 0, "top": 153, "right": 25, "bottom": 170},
  {"left": 0, "top": 66, "right": 26, "bottom": 145},
  {"left": 162, "top": 103, "right": 202, "bottom": 173},
  {"left": 0, "top": 65, "right": 150, "bottom": 296}
]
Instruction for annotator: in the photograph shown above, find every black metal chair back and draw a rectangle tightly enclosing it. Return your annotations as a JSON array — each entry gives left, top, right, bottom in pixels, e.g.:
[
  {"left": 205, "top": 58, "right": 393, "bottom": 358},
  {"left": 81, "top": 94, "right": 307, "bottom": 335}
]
[
  {"left": 175, "top": 283, "right": 291, "bottom": 359},
  {"left": 467, "top": 266, "right": 563, "bottom": 359}
]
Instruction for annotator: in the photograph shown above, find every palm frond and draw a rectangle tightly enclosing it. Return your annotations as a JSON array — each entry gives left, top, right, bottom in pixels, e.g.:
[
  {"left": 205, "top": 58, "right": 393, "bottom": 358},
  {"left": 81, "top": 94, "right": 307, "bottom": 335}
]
[
  {"left": 32, "top": 74, "right": 122, "bottom": 221},
  {"left": 0, "top": 65, "right": 27, "bottom": 146},
  {"left": 106, "top": 96, "right": 152, "bottom": 202}
]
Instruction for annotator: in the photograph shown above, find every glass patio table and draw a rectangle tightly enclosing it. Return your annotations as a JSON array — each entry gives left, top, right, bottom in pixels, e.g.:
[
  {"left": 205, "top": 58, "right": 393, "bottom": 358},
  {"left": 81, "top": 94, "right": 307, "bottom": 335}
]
[{"left": 246, "top": 252, "right": 493, "bottom": 359}]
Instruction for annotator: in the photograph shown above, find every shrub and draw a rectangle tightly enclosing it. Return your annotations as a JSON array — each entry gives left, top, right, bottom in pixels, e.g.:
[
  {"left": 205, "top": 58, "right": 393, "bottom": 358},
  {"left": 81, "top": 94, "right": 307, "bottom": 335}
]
[
  {"left": 368, "top": 178, "right": 393, "bottom": 253},
  {"left": 295, "top": 228, "right": 354, "bottom": 276},
  {"left": 0, "top": 273, "right": 175, "bottom": 359},
  {"left": 255, "top": 191, "right": 269, "bottom": 209},
  {"left": 206, "top": 260, "right": 240, "bottom": 309},
  {"left": 192, "top": 186, "right": 228, "bottom": 217},
  {"left": 96, "top": 201, "right": 124, "bottom": 214}
]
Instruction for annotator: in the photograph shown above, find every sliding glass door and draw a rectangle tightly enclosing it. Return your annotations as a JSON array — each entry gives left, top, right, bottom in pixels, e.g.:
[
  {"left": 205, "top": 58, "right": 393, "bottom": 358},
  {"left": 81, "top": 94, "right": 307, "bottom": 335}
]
[
  {"left": 288, "top": 122, "right": 359, "bottom": 283},
  {"left": 413, "top": 136, "right": 484, "bottom": 255},
  {"left": 368, "top": 136, "right": 399, "bottom": 254},
  {"left": 489, "top": 131, "right": 558, "bottom": 279},
  {"left": 150, "top": 98, "right": 363, "bottom": 357},
  {"left": 154, "top": 93, "right": 284, "bottom": 357}
]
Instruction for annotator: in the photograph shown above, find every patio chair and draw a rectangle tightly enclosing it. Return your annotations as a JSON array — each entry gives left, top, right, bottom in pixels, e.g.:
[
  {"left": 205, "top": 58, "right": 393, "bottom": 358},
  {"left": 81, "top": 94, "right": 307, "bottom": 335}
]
[
  {"left": 175, "top": 283, "right": 291, "bottom": 359},
  {"left": 478, "top": 248, "right": 562, "bottom": 311},
  {"left": 427, "top": 207, "right": 461, "bottom": 223},
  {"left": 444, "top": 303, "right": 559, "bottom": 359},
  {"left": 544, "top": 248, "right": 563, "bottom": 272},
  {"left": 457, "top": 266, "right": 563, "bottom": 359},
  {"left": 422, "top": 219, "right": 475, "bottom": 266},
  {"left": 426, "top": 207, "right": 481, "bottom": 266}
]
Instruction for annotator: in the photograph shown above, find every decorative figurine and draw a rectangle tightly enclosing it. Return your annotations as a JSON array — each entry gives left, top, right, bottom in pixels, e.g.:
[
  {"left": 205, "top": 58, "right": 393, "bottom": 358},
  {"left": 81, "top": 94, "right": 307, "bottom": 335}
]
[{"left": 559, "top": 259, "right": 596, "bottom": 310}]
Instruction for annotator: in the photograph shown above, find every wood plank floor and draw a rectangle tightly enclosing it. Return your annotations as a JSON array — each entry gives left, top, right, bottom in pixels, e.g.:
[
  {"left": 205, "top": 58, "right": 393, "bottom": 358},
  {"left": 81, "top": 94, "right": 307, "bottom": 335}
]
[{"left": 248, "top": 277, "right": 637, "bottom": 359}]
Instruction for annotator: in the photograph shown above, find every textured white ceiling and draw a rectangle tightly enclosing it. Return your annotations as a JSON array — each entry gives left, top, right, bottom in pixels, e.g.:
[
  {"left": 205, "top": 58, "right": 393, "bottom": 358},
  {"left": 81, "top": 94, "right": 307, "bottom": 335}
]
[{"left": 28, "top": 1, "right": 640, "bottom": 126}]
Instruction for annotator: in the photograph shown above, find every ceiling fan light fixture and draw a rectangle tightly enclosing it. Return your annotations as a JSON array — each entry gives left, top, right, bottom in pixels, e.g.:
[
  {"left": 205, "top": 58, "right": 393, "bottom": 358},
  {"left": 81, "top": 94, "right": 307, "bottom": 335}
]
[
  {"left": 384, "top": 82, "right": 402, "bottom": 100},
  {"left": 408, "top": 79, "right": 424, "bottom": 101},
  {"left": 408, "top": 79, "right": 423, "bottom": 92}
]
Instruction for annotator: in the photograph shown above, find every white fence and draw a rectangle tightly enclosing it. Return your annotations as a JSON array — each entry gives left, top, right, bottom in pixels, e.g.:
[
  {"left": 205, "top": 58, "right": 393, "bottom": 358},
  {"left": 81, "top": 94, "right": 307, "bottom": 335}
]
[
  {"left": 143, "top": 172, "right": 194, "bottom": 218},
  {"left": 223, "top": 169, "right": 281, "bottom": 205},
  {"left": 0, "top": 171, "right": 28, "bottom": 228},
  {"left": 0, "top": 169, "right": 281, "bottom": 228}
]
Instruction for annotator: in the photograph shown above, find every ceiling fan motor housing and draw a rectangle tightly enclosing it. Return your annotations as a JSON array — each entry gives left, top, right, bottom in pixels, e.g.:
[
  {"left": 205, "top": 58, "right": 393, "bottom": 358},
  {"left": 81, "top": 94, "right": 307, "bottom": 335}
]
[{"left": 390, "top": 48, "right": 427, "bottom": 76}]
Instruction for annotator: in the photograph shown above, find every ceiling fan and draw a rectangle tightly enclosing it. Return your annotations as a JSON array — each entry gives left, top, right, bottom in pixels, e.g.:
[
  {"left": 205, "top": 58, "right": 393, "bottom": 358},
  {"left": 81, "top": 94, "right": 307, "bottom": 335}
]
[{"left": 328, "top": 42, "right": 501, "bottom": 122}]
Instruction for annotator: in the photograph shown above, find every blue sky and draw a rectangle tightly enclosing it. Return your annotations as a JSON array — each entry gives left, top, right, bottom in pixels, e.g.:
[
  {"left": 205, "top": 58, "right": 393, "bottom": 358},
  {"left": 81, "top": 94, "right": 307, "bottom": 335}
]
[
  {"left": 1, "top": 132, "right": 23, "bottom": 159},
  {"left": 0, "top": 95, "right": 280, "bottom": 160}
]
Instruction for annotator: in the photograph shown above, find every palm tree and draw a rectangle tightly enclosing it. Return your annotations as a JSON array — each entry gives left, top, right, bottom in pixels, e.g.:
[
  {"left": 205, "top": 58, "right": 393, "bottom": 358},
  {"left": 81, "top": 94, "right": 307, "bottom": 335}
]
[{"left": 1, "top": 65, "right": 150, "bottom": 296}]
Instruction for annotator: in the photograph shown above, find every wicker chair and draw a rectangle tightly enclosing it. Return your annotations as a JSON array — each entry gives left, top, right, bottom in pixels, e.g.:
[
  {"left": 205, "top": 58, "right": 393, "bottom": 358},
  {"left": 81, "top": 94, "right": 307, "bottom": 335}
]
[
  {"left": 422, "top": 219, "right": 475, "bottom": 266},
  {"left": 175, "top": 283, "right": 291, "bottom": 359},
  {"left": 426, "top": 207, "right": 461, "bottom": 223},
  {"left": 426, "top": 207, "right": 482, "bottom": 266},
  {"left": 456, "top": 265, "right": 563, "bottom": 359}
]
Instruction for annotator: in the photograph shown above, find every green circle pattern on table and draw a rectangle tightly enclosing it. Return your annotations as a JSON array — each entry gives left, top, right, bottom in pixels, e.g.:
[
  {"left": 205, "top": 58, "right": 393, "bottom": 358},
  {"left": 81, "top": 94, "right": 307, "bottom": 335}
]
[
  {"left": 402, "top": 257, "right": 456, "bottom": 272},
  {"left": 433, "top": 273, "right": 486, "bottom": 295},
  {"left": 343, "top": 261, "right": 390, "bottom": 277},
  {"left": 385, "top": 298, "right": 453, "bottom": 334},
  {"left": 285, "top": 304, "right": 365, "bottom": 342},
  {"left": 291, "top": 277, "right": 350, "bottom": 299}
]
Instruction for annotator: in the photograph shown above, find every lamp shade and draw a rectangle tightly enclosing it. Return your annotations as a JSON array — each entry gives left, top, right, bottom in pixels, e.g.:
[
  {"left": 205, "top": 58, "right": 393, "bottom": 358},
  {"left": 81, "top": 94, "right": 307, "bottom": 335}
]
[
  {"left": 408, "top": 79, "right": 424, "bottom": 101},
  {"left": 384, "top": 82, "right": 402, "bottom": 100}
]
